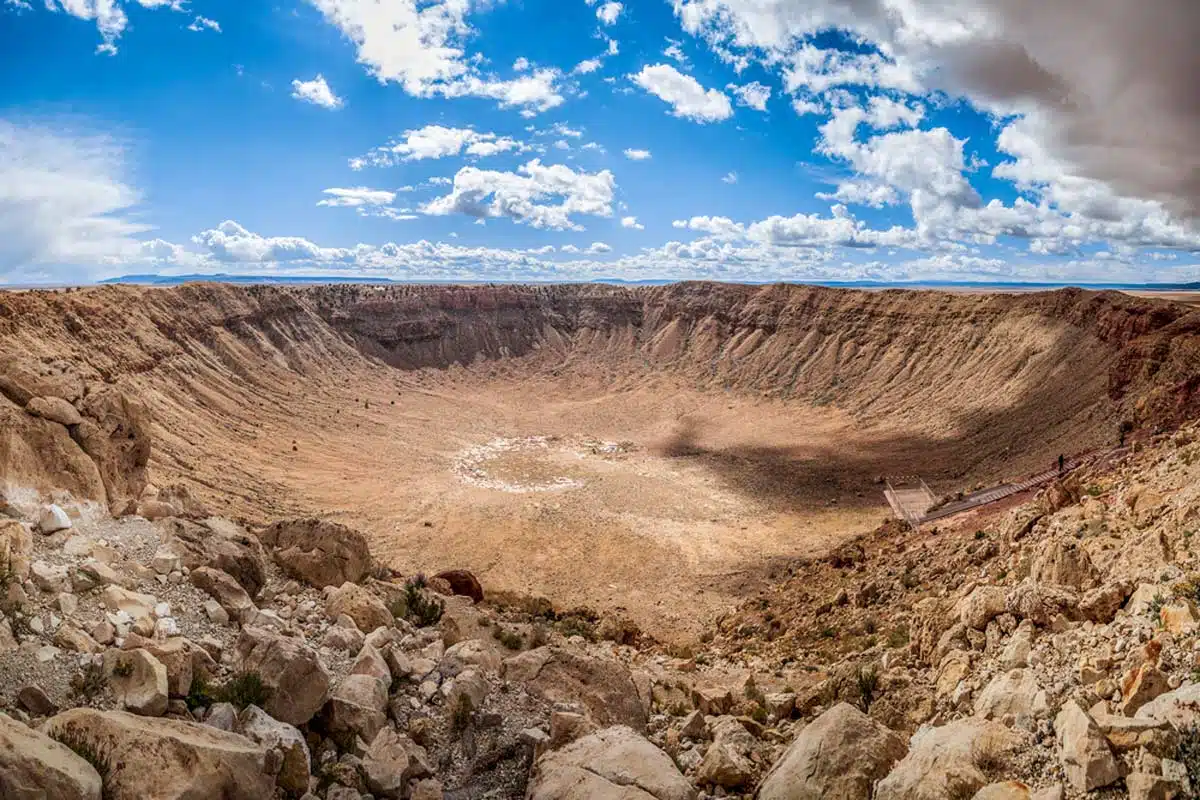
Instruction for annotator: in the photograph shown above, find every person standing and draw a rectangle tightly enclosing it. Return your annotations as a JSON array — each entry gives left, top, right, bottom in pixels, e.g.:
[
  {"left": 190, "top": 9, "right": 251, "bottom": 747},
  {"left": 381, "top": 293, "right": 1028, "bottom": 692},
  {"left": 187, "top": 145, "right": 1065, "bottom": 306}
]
[{"left": 1058, "top": 454, "right": 1065, "bottom": 474}]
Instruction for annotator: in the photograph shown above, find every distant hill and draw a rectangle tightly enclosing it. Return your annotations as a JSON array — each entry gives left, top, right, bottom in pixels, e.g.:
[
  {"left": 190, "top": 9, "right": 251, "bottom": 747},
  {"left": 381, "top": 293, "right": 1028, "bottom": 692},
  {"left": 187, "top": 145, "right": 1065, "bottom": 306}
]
[{"left": 98, "top": 273, "right": 1200, "bottom": 291}]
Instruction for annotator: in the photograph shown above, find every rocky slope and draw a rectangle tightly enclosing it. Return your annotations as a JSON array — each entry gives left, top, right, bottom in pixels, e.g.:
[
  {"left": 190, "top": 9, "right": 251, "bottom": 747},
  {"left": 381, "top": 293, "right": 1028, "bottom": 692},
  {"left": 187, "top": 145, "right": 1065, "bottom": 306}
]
[
  {"left": 4, "top": 419, "right": 1200, "bottom": 798},
  {"left": 1, "top": 282, "right": 1198, "bottom": 512}
]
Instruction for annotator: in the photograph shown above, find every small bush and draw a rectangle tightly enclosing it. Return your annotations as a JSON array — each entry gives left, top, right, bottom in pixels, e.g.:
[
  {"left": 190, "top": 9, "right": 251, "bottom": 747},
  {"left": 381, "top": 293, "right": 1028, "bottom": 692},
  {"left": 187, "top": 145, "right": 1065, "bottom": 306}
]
[
  {"left": 555, "top": 614, "right": 597, "bottom": 642},
  {"left": 856, "top": 667, "right": 879, "bottom": 712},
  {"left": 70, "top": 661, "right": 108, "bottom": 703},
  {"left": 819, "top": 625, "right": 837, "bottom": 639},
  {"left": 218, "top": 672, "right": 272, "bottom": 710},
  {"left": 529, "top": 623, "right": 550, "bottom": 648},
  {"left": 1148, "top": 593, "right": 1167, "bottom": 621},
  {"left": 55, "top": 728, "right": 115, "bottom": 800},
  {"left": 185, "top": 672, "right": 217, "bottom": 711},
  {"left": 1176, "top": 725, "right": 1200, "bottom": 789},
  {"left": 887, "top": 626, "right": 910, "bottom": 649},
  {"left": 404, "top": 580, "right": 444, "bottom": 628},
  {"left": 493, "top": 626, "right": 524, "bottom": 650},
  {"left": 450, "top": 694, "right": 473, "bottom": 735},
  {"left": 110, "top": 659, "right": 134, "bottom": 679}
]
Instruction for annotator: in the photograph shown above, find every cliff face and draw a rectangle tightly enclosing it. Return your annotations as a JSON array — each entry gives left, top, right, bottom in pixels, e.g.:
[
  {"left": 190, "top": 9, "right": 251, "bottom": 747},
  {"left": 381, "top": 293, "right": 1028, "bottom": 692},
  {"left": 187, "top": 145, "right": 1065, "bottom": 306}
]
[{"left": 0, "top": 281, "right": 1196, "bottom": 509}]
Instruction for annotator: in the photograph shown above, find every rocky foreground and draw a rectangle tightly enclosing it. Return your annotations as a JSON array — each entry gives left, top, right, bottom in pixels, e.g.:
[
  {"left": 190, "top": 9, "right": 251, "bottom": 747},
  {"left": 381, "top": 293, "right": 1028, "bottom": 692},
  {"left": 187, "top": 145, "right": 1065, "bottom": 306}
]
[
  {"left": 3, "top": 303, "right": 1200, "bottom": 797},
  {"left": 6, "top": 427, "right": 1200, "bottom": 799}
]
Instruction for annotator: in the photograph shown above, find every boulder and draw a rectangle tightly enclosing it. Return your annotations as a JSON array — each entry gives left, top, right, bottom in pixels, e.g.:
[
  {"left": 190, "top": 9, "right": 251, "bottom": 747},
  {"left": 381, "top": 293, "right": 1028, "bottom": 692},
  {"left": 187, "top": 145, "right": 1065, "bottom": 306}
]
[
  {"left": 363, "top": 726, "right": 433, "bottom": 798},
  {"left": 956, "top": 586, "right": 1008, "bottom": 630},
  {"left": 324, "top": 674, "right": 388, "bottom": 746},
  {"left": 1136, "top": 683, "right": 1200, "bottom": 729},
  {"left": 0, "top": 393, "right": 107, "bottom": 504},
  {"left": 259, "top": 518, "right": 371, "bottom": 588},
  {"left": 37, "top": 504, "right": 72, "bottom": 534},
  {"left": 16, "top": 685, "right": 59, "bottom": 717},
  {"left": 442, "top": 638, "right": 503, "bottom": 675},
  {"left": 691, "top": 685, "right": 735, "bottom": 716},
  {"left": 1094, "top": 714, "right": 1179, "bottom": 756},
  {"left": 1079, "top": 582, "right": 1132, "bottom": 623},
  {"left": 758, "top": 702, "right": 907, "bottom": 800},
  {"left": 1159, "top": 598, "right": 1200, "bottom": 635},
  {"left": 432, "top": 569, "right": 484, "bottom": 603},
  {"left": 26, "top": 397, "right": 82, "bottom": 427},
  {"left": 0, "top": 710, "right": 102, "bottom": 800},
  {"left": 128, "top": 637, "right": 198, "bottom": 698},
  {"left": 351, "top": 643, "right": 392, "bottom": 683},
  {"left": 695, "top": 717, "right": 759, "bottom": 789},
  {"left": 159, "top": 517, "right": 266, "bottom": 597},
  {"left": 0, "top": 519, "right": 32, "bottom": 580},
  {"left": 504, "top": 647, "right": 648, "bottom": 732},
  {"left": 190, "top": 567, "right": 256, "bottom": 624},
  {"left": 238, "top": 705, "right": 311, "bottom": 794},
  {"left": 972, "top": 782, "right": 1031, "bottom": 800},
  {"left": 974, "top": 669, "right": 1047, "bottom": 723},
  {"left": 325, "top": 582, "right": 392, "bottom": 634},
  {"left": 1119, "top": 664, "right": 1171, "bottom": 716},
  {"left": 875, "top": 718, "right": 1021, "bottom": 800},
  {"left": 100, "top": 585, "right": 157, "bottom": 622},
  {"left": 1029, "top": 539, "right": 1097, "bottom": 590},
  {"left": 528, "top": 725, "right": 695, "bottom": 800},
  {"left": 234, "top": 627, "right": 330, "bottom": 726},
  {"left": 44, "top": 708, "right": 273, "bottom": 800},
  {"left": 1005, "top": 582, "right": 1079, "bottom": 626},
  {"left": 550, "top": 711, "right": 599, "bottom": 750},
  {"left": 73, "top": 385, "right": 152, "bottom": 512},
  {"left": 104, "top": 648, "right": 169, "bottom": 717},
  {"left": 1126, "top": 772, "right": 1183, "bottom": 800},
  {"left": 1055, "top": 701, "right": 1120, "bottom": 792}
]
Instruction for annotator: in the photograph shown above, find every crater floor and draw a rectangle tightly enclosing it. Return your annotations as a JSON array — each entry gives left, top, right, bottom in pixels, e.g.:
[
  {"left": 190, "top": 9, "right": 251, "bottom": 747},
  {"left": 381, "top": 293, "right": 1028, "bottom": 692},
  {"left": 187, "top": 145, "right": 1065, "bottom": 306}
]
[{"left": 216, "top": 367, "right": 934, "bottom": 642}]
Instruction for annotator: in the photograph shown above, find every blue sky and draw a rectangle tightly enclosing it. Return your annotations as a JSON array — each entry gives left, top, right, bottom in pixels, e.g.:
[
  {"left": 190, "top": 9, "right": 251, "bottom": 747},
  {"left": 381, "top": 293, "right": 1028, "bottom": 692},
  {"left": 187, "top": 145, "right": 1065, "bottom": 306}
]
[{"left": 1, "top": 0, "right": 1198, "bottom": 284}]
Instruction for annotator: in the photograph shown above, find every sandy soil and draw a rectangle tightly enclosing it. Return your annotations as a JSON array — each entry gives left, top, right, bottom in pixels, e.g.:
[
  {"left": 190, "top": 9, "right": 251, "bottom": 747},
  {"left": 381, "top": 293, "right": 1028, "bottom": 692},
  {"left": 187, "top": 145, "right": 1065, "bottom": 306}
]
[{"left": 210, "top": 367, "right": 888, "bottom": 642}]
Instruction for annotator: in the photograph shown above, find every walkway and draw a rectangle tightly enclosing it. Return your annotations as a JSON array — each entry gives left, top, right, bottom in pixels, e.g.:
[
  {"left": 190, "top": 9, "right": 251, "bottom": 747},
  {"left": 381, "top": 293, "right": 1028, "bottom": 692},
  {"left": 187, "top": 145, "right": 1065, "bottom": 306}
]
[{"left": 915, "top": 455, "right": 1096, "bottom": 526}]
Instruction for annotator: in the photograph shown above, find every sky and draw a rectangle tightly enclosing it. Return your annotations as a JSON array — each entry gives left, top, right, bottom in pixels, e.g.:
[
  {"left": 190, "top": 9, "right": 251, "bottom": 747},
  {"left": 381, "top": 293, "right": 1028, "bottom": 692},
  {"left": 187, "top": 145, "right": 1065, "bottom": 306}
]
[{"left": 1, "top": 0, "right": 1198, "bottom": 285}]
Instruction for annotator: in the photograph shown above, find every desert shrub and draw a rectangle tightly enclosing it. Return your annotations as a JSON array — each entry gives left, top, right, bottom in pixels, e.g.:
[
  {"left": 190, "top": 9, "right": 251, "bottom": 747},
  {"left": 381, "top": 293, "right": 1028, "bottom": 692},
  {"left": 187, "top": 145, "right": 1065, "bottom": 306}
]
[
  {"left": 70, "top": 661, "right": 108, "bottom": 703},
  {"left": 555, "top": 613, "right": 597, "bottom": 642},
  {"left": 856, "top": 667, "right": 878, "bottom": 712},
  {"left": 1148, "top": 593, "right": 1167, "bottom": 620},
  {"left": 1177, "top": 726, "right": 1200, "bottom": 789},
  {"left": 493, "top": 626, "right": 524, "bottom": 650},
  {"left": 529, "top": 623, "right": 550, "bottom": 648},
  {"left": 819, "top": 625, "right": 837, "bottom": 639},
  {"left": 218, "top": 671, "right": 272, "bottom": 710},
  {"left": 110, "top": 658, "right": 133, "bottom": 679},
  {"left": 55, "top": 728, "right": 115, "bottom": 800},
  {"left": 404, "top": 579, "right": 444, "bottom": 628},
  {"left": 888, "top": 626, "right": 910, "bottom": 649},
  {"left": 743, "top": 680, "right": 766, "bottom": 707},
  {"left": 450, "top": 694, "right": 473, "bottom": 735},
  {"left": 185, "top": 672, "right": 217, "bottom": 711}
]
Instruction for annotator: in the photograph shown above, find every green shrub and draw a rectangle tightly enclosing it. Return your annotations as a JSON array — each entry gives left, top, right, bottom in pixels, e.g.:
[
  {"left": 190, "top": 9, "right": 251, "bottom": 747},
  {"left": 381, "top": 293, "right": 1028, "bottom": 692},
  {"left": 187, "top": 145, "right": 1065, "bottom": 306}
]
[
  {"left": 856, "top": 667, "right": 879, "bottom": 713},
  {"left": 887, "top": 626, "right": 910, "bottom": 649},
  {"left": 185, "top": 672, "right": 217, "bottom": 711},
  {"left": 55, "top": 728, "right": 115, "bottom": 800},
  {"left": 493, "top": 626, "right": 524, "bottom": 650},
  {"left": 404, "top": 579, "right": 444, "bottom": 628},
  {"left": 70, "top": 661, "right": 108, "bottom": 703},
  {"left": 217, "top": 672, "right": 272, "bottom": 710},
  {"left": 1176, "top": 726, "right": 1200, "bottom": 788}
]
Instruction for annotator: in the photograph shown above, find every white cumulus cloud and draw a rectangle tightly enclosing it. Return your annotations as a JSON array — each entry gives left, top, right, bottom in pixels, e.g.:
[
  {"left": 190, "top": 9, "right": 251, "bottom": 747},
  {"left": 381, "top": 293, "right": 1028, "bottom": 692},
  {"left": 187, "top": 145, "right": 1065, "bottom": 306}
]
[
  {"left": 291, "top": 75, "right": 343, "bottom": 109},
  {"left": 422, "top": 159, "right": 616, "bottom": 231},
  {"left": 631, "top": 64, "right": 733, "bottom": 123}
]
